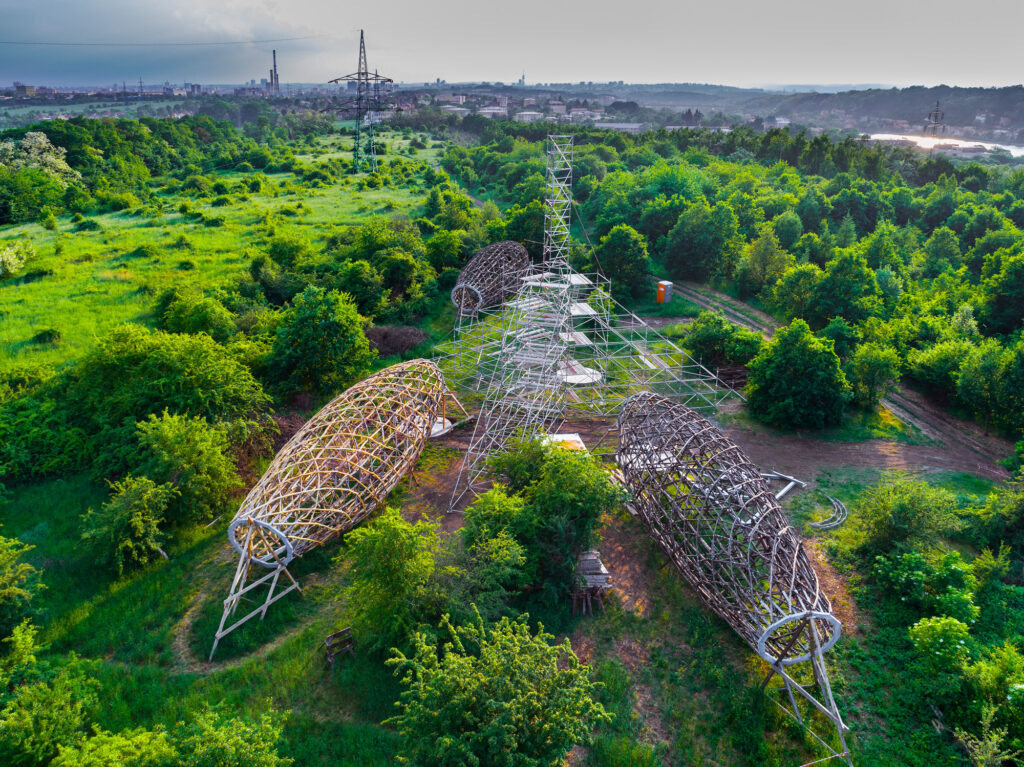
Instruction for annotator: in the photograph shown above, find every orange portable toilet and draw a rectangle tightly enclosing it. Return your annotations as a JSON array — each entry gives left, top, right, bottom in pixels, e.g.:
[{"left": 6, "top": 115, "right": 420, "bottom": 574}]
[{"left": 656, "top": 280, "right": 673, "bottom": 304}]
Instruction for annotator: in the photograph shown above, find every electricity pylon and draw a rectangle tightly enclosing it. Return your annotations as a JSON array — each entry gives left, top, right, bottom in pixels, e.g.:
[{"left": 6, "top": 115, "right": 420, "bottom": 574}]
[{"left": 329, "top": 30, "right": 394, "bottom": 173}]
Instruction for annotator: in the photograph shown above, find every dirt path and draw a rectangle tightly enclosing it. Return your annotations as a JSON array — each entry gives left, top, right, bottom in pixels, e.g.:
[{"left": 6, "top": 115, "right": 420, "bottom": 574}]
[{"left": 668, "top": 282, "right": 1012, "bottom": 478}]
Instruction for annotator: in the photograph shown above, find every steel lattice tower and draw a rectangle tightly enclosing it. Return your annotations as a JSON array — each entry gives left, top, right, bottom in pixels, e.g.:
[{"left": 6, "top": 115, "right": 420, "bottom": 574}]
[
  {"left": 924, "top": 100, "right": 945, "bottom": 137},
  {"left": 329, "top": 30, "right": 394, "bottom": 173}
]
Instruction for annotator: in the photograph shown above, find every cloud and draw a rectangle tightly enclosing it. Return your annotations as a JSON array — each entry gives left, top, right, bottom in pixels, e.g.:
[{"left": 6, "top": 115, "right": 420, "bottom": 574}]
[{"left": 1, "top": 0, "right": 1021, "bottom": 87}]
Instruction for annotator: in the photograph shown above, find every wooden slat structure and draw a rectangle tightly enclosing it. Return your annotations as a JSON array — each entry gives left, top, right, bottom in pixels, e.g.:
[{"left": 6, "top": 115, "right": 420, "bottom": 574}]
[
  {"left": 616, "top": 391, "right": 851, "bottom": 764},
  {"left": 210, "top": 359, "right": 466, "bottom": 659},
  {"left": 450, "top": 240, "right": 530, "bottom": 318}
]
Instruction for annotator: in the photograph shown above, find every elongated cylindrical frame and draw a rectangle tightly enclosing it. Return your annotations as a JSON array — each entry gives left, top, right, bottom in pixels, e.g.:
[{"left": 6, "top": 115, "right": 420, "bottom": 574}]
[
  {"left": 229, "top": 359, "right": 465, "bottom": 566},
  {"left": 616, "top": 392, "right": 838, "bottom": 664},
  {"left": 451, "top": 240, "right": 530, "bottom": 317}
]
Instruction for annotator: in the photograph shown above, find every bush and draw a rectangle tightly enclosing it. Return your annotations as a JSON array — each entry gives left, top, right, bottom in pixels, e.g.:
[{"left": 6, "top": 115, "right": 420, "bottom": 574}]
[
  {"left": 53, "top": 727, "right": 176, "bottom": 767},
  {"left": 0, "top": 664, "right": 99, "bottom": 766},
  {"left": 745, "top": 319, "right": 849, "bottom": 429},
  {"left": 386, "top": 611, "right": 608, "bottom": 767},
  {"left": 856, "top": 472, "right": 961, "bottom": 554},
  {"left": 29, "top": 328, "right": 60, "bottom": 345},
  {"left": 271, "top": 286, "right": 376, "bottom": 395},
  {"left": 0, "top": 534, "right": 44, "bottom": 638},
  {"left": 0, "top": 240, "right": 34, "bottom": 280},
  {"left": 0, "top": 325, "right": 270, "bottom": 481},
  {"left": 174, "top": 708, "right": 292, "bottom": 767},
  {"left": 341, "top": 509, "right": 439, "bottom": 654},
  {"left": 681, "top": 311, "right": 763, "bottom": 367},
  {"left": 80, "top": 476, "right": 174, "bottom": 576},
  {"left": 908, "top": 615, "right": 971, "bottom": 673},
  {"left": 74, "top": 219, "right": 101, "bottom": 232},
  {"left": 160, "top": 292, "right": 237, "bottom": 343},
  {"left": 134, "top": 412, "right": 241, "bottom": 525}
]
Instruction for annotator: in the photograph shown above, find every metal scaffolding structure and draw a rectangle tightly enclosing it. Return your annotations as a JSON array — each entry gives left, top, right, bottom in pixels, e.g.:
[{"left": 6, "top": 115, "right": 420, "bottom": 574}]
[
  {"left": 445, "top": 136, "right": 729, "bottom": 508},
  {"left": 329, "top": 30, "right": 393, "bottom": 173},
  {"left": 210, "top": 360, "right": 465, "bottom": 659},
  {"left": 617, "top": 392, "right": 850, "bottom": 765}
]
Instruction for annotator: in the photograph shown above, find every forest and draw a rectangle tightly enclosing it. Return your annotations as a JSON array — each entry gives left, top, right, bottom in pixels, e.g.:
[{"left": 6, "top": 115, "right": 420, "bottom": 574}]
[{"left": 1, "top": 109, "right": 1024, "bottom": 766}]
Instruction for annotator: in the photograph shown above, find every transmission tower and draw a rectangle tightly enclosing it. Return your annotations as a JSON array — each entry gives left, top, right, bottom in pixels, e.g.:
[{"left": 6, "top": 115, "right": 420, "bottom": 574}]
[
  {"left": 924, "top": 100, "right": 945, "bottom": 136},
  {"left": 329, "top": 30, "right": 394, "bottom": 173}
]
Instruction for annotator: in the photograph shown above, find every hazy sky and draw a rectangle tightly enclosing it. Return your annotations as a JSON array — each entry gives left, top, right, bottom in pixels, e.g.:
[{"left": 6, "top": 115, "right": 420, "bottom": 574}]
[{"left": 1, "top": 0, "right": 1021, "bottom": 88}]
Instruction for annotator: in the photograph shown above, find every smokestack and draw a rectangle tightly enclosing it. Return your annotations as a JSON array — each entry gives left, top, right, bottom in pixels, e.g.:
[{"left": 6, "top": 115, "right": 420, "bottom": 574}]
[{"left": 272, "top": 49, "right": 279, "bottom": 93}]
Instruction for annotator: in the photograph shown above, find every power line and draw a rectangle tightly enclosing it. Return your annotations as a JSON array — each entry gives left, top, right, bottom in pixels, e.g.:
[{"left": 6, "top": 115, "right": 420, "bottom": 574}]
[{"left": 0, "top": 36, "right": 315, "bottom": 47}]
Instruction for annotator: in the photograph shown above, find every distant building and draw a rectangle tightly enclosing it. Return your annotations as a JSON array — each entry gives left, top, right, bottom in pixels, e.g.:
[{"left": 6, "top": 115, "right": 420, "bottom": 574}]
[
  {"left": 514, "top": 111, "right": 544, "bottom": 123},
  {"left": 600, "top": 122, "right": 649, "bottom": 134},
  {"left": 548, "top": 100, "right": 567, "bottom": 115},
  {"left": 440, "top": 105, "right": 471, "bottom": 117},
  {"left": 477, "top": 106, "right": 508, "bottom": 119},
  {"left": 14, "top": 84, "right": 36, "bottom": 97}
]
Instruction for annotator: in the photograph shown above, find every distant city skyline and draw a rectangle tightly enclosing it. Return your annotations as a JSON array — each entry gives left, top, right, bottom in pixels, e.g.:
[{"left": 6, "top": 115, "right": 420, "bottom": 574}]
[{"left": 1, "top": 0, "right": 1021, "bottom": 89}]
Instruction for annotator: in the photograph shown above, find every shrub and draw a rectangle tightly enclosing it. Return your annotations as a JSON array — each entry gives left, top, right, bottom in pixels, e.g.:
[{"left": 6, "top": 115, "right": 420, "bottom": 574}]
[
  {"left": 29, "top": 328, "right": 60, "bottom": 345},
  {"left": 0, "top": 534, "right": 44, "bottom": 638},
  {"left": 341, "top": 509, "right": 438, "bottom": 654},
  {"left": 856, "top": 472, "right": 961, "bottom": 554},
  {"left": 0, "top": 664, "right": 99, "bottom": 765},
  {"left": 271, "top": 286, "right": 376, "bottom": 395},
  {"left": 681, "top": 311, "right": 763, "bottom": 367},
  {"left": 160, "top": 293, "right": 237, "bottom": 343},
  {"left": 174, "top": 708, "right": 292, "bottom": 767},
  {"left": 134, "top": 412, "right": 241, "bottom": 525},
  {"left": 80, "top": 476, "right": 174, "bottom": 576},
  {"left": 53, "top": 727, "right": 176, "bottom": 767},
  {"left": 74, "top": 219, "right": 101, "bottom": 232},
  {"left": 386, "top": 611, "right": 608, "bottom": 767},
  {"left": 0, "top": 240, "right": 34, "bottom": 280},
  {"left": 908, "top": 615, "right": 972, "bottom": 673}
]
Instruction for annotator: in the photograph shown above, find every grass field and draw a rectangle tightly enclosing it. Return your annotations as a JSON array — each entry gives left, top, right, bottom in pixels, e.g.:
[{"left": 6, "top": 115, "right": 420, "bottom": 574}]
[{"left": 0, "top": 130, "right": 438, "bottom": 372}]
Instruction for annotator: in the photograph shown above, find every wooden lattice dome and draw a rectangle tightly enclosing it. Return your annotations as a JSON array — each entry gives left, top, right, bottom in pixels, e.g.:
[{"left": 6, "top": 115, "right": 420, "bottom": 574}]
[
  {"left": 228, "top": 359, "right": 465, "bottom": 567},
  {"left": 616, "top": 391, "right": 838, "bottom": 665},
  {"left": 450, "top": 240, "right": 530, "bottom": 317}
]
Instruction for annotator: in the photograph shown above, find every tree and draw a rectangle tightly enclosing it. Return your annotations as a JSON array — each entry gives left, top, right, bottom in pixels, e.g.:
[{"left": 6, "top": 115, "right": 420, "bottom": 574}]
[
  {"left": 424, "top": 229, "right": 465, "bottom": 271},
  {"left": 772, "top": 210, "right": 803, "bottom": 251},
  {"left": 341, "top": 509, "right": 438, "bottom": 653},
  {"left": 271, "top": 286, "right": 376, "bottom": 395},
  {"left": 53, "top": 727, "right": 177, "bottom": 767},
  {"left": 81, "top": 476, "right": 174, "bottom": 576},
  {"left": 847, "top": 342, "right": 901, "bottom": 409},
  {"left": 771, "top": 264, "right": 823, "bottom": 321},
  {"left": 957, "top": 339, "right": 1004, "bottom": 429},
  {"left": 920, "top": 226, "right": 962, "bottom": 277},
  {"left": 734, "top": 225, "right": 792, "bottom": 298},
  {"left": 175, "top": 709, "right": 292, "bottom": 767},
  {"left": 0, "top": 534, "right": 43, "bottom": 639},
  {"left": 982, "top": 253, "right": 1024, "bottom": 334},
  {"left": 746, "top": 319, "right": 850, "bottom": 429},
  {"left": 593, "top": 224, "right": 650, "bottom": 299},
  {"left": 386, "top": 610, "right": 608, "bottom": 767},
  {"left": 806, "top": 250, "right": 880, "bottom": 328},
  {"left": 134, "top": 412, "right": 240, "bottom": 525},
  {"left": 664, "top": 199, "right": 740, "bottom": 282}
]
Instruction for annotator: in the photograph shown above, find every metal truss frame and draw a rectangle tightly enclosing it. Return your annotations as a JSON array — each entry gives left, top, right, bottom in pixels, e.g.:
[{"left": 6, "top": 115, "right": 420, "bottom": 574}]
[{"left": 329, "top": 29, "right": 394, "bottom": 173}]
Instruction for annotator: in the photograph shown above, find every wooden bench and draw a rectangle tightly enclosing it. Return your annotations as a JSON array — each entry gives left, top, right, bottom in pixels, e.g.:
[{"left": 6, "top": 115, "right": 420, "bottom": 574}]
[{"left": 323, "top": 628, "right": 354, "bottom": 669}]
